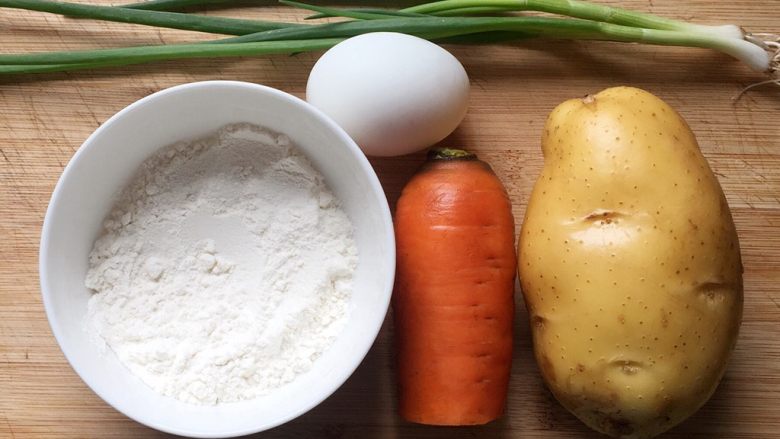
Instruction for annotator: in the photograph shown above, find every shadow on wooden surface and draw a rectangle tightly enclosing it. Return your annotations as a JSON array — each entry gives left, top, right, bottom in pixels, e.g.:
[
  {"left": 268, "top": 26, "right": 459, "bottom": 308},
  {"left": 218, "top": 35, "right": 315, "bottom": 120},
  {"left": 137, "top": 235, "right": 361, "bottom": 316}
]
[{"left": 249, "top": 316, "right": 393, "bottom": 438}]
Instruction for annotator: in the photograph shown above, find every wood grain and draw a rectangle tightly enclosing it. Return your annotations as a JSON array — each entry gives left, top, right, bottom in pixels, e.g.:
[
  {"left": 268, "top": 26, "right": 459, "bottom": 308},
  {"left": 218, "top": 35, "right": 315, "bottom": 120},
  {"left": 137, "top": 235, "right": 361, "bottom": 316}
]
[{"left": 1, "top": 1, "right": 778, "bottom": 438}]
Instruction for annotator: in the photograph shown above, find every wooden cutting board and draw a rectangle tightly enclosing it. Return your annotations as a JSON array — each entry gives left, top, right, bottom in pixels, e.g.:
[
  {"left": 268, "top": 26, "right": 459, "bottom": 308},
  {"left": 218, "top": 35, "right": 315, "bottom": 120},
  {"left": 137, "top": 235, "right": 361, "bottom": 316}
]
[{"left": 1, "top": 1, "right": 778, "bottom": 437}]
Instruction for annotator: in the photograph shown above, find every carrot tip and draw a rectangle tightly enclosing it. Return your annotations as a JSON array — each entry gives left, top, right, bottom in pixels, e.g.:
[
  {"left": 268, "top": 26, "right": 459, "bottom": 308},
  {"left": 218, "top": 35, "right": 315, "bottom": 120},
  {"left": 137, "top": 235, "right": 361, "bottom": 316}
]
[{"left": 428, "top": 147, "right": 477, "bottom": 161}]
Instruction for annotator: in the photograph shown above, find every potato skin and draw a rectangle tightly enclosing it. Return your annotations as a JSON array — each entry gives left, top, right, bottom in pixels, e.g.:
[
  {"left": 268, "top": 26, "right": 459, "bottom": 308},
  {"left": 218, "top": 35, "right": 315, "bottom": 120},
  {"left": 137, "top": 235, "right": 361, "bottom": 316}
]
[{"left": 518, "top": 87, "right": 743, "bottom": 438}]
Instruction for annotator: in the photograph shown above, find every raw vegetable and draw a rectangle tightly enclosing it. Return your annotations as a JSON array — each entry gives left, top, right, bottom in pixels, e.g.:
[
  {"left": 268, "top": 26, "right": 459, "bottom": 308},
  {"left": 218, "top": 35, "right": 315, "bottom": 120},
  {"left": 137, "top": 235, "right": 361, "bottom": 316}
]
[
  {"left": 0, "top": 0, "right": 297, "bottom": 35},
  {"left": 0, "top": 0, "right": 776, "bottom": 86},
  {"left": 121, "top": 0, "right": 242, "bottom": 10},
  {"left": 518, "top": 86, "right": 743, "bottom": 438},
  {"left": 393, "top": 148, "right": 516, "bottom": 425}
]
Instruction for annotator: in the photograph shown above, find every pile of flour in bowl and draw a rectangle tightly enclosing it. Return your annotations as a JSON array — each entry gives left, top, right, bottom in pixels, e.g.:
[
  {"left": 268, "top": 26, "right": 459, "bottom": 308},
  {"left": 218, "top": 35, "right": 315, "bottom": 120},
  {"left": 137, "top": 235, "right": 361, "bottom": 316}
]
[{"left": 84, "top": 123, "right": 357, "bottom": 405}]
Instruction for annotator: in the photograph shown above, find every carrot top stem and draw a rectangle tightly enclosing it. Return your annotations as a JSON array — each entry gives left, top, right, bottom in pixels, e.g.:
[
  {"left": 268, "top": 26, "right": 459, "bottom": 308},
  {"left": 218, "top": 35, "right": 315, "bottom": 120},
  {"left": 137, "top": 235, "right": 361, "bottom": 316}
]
[{"left": 428, "top": 148, "right": 477, "bottom": 161}]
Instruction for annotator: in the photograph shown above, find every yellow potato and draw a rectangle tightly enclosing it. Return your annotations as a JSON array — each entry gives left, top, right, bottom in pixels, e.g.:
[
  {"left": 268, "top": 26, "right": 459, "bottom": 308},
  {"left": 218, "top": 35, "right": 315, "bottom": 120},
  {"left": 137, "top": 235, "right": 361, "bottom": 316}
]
[{"left": 518, "top": 87, "right": 743, "bottom": 438}]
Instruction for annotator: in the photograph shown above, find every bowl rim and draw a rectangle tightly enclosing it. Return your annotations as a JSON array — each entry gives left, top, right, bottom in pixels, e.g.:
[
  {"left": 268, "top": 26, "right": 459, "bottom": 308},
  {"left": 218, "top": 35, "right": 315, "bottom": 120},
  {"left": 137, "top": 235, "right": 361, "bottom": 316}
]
[{"left": 38, "top": 80, "right": 396, "bottom": 438}]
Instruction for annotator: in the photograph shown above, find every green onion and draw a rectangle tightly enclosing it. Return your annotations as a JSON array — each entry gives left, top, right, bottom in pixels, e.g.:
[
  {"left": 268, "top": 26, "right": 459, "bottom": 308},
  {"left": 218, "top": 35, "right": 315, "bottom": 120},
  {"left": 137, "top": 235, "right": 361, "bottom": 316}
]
[
  {"left": 0, "top": 0, "right": 299, "bottom": 35},
  {"left": 0, "top": 38, "right": 342, "bottom": 69},
  {"left": 215, "top": 16, "right": 542, "bottom": 44},
  {"left": 216, "top": 14, "right": 771, "bottom": 72},
  {"left": 0, "top": 29, "right": 536, "bottom": 75},
  {"left": 306, "top": 5, "right": 520, "bottom": 20},
  {"left": 121, "top": 0, "right": 249, "bottom": 11},
  {"left": 280, "top": 1, "right": 410, "bottom": 21},
  {"left": 429, "top": 6, "right": 519, "bottom": 16},
  {"left": 437, "top": 30, "right": 533, "bottom": 44},
  {"left": 304, "top": 8, "right": 428, "bottom": 21},
  {"left": 402, "top": 0, "right": 744, "bottom": 39},
  {"left": 0, "top": 61, "right": 134, "bottom": 74},
  {"left": 0, "top": 0, "right": 774, "bottom": 78},
  {"left": 1, "top": 16, "right": 770, "bottom": 73}
]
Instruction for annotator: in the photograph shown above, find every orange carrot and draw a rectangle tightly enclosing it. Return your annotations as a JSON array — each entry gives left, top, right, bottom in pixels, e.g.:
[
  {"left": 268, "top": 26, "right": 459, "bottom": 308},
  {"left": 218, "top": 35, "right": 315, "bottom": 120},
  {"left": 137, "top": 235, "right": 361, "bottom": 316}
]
[{"left": 393, "top": 147, "right": 516, "bottom": 426}]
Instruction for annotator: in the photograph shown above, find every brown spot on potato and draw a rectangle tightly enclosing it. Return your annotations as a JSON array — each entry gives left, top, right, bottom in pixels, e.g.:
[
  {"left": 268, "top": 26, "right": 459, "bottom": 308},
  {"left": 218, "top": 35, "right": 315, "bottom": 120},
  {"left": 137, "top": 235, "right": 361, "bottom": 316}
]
[
  {"left": 577, "top": 363, "right": 586, "bottom": 372},
  {"left": 583, "top": 209, "right": 625, "bottom": 225},
  {"left": 532, "top": 315, "right": 546, "bottom": 329},
  {"left": 613, "top": 360, "right": 642, "bottom": 375},
  {"left": 617, "top": 314, "right": 625, "bottom": 324},
  {"left": 597, "top": 414, "right": 634, "bottom": 436},
  {"left": 696, "top": 281, "right": 736, "bottom": 305}
]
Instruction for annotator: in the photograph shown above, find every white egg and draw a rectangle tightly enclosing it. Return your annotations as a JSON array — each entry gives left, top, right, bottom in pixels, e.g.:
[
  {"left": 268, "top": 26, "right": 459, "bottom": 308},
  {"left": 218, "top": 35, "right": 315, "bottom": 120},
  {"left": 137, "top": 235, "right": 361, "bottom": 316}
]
[{"left": 306, "top": 32, "right": 470, "bottom": 157}]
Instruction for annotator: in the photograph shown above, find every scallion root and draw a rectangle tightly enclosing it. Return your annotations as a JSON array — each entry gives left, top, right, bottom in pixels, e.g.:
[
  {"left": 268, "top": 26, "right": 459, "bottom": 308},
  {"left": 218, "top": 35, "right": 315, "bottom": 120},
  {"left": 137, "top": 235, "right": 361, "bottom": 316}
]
[{"left": 734, "top": 33, "right": 780, "bottom": 100}]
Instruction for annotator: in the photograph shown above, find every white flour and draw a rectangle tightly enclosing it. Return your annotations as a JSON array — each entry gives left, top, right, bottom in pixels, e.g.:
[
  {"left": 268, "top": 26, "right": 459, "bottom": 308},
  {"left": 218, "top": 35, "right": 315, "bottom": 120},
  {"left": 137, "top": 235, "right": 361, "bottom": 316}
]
[{"left": 84, "top": 123, "right": 357, "bottom": 405}]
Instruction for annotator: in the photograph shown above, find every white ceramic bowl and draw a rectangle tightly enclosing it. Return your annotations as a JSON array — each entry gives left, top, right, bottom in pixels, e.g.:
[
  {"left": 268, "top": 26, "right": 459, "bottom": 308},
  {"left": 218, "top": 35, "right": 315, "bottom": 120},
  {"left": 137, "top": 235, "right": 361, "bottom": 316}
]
[{"left": 39, "top": 81, "right": 395, "bottom": 438}]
